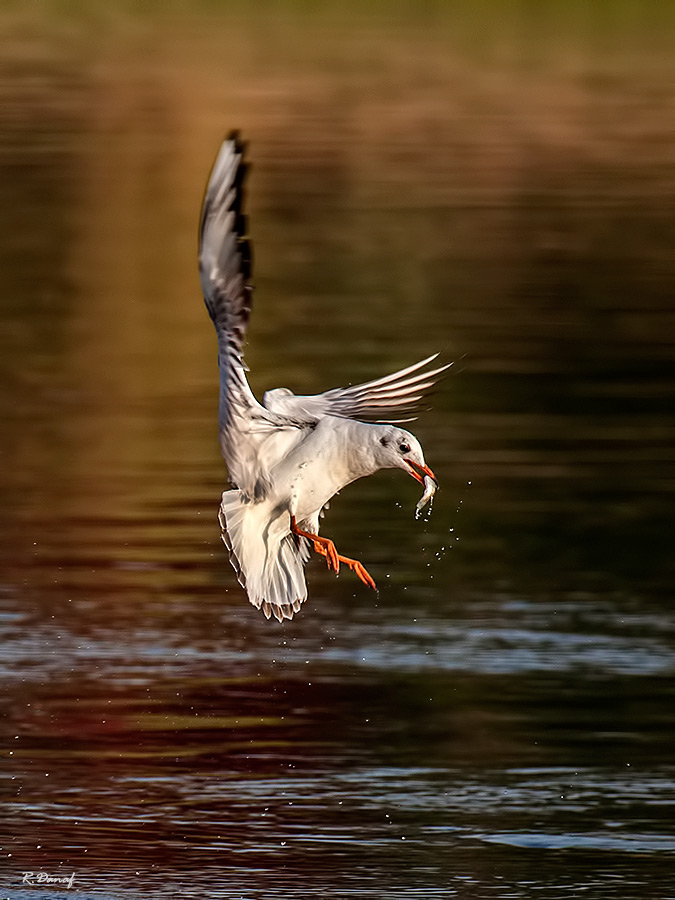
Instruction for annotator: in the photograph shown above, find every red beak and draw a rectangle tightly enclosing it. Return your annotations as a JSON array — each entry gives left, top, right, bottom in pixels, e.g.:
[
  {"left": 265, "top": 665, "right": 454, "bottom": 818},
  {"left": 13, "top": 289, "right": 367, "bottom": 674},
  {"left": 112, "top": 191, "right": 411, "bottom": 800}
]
[{"left": 405, "top": 459, "right": 437, "bottom": 486}]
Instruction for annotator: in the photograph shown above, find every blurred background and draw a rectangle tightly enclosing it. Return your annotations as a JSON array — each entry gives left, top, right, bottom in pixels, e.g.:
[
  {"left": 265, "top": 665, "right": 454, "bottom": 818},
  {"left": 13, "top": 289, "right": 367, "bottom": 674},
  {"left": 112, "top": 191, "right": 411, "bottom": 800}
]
[{"left": 1, "top": 2, "right": 674, "bottom": 898}]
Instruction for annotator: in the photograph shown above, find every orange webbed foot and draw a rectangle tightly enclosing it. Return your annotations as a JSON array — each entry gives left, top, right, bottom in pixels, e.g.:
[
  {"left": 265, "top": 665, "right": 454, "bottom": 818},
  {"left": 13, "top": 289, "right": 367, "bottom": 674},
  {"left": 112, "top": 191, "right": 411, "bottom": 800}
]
[
  {"left": 313, "top": 537, "right": 340, "bottom": 573},
  {"left": 346, "top": 557, "right": 377, "bottom": 591},
  {"left": 290, "top": 517, "right": 376, "bottom": 590}
]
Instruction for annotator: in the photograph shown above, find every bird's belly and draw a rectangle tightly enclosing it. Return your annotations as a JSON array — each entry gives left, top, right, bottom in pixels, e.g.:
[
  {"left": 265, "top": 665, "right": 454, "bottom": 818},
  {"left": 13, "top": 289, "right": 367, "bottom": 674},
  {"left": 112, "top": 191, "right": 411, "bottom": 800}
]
[{"left": 278, "top": 458, "right": 346, "bottom": 523}]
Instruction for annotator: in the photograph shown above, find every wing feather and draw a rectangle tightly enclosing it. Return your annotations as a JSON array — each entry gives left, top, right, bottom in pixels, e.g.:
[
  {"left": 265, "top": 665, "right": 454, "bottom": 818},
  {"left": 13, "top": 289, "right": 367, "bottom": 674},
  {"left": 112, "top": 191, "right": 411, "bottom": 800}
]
[
  {"left": 199, "top": 133, "right": 302, "bottom": 495},
  {"left": 263, "top": 354, "right": 451, "bottom": 423}
]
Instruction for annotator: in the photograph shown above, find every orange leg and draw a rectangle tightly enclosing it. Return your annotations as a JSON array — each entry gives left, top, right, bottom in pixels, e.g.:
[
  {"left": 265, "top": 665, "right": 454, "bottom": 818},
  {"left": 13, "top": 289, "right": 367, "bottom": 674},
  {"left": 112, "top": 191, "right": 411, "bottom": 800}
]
[
  {"left": 290, "top": 517, "right": 377, "bottom": 590},
  {"left": 314, "top": 544, "right": 377, "bottom": 590},
  {"left": 291, "top": 517, "right": 341, "bottom": 572}
]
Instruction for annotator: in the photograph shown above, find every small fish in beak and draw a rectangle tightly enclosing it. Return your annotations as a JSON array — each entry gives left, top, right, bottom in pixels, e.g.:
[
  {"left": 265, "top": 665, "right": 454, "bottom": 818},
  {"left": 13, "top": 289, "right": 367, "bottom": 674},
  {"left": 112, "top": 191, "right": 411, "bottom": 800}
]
[{"left": 415, "top": 474, "right": 437, "bottom": 520}]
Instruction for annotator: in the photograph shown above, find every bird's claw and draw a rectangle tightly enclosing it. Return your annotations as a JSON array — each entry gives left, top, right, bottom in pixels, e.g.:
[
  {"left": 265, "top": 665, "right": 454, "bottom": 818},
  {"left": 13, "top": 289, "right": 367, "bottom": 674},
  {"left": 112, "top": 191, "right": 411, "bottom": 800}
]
[
  {"left": 314, "top": 538, "right": 340, "bottom": 574},
  {"left": 291, "top": 517, "right": 375, "bottom": 590},
  {"left": 312, "top": 544, "right": 376, "bottom": 591},
  {"left": 351, "top": 560, "right": 377, "bottom": 590}
]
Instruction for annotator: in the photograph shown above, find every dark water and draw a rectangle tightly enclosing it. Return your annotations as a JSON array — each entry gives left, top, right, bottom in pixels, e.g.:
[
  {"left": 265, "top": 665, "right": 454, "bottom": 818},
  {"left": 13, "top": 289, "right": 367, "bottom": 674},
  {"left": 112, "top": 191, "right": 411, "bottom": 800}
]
[{"left": 1, "top": 5, "right": 674, "bottom": 899}]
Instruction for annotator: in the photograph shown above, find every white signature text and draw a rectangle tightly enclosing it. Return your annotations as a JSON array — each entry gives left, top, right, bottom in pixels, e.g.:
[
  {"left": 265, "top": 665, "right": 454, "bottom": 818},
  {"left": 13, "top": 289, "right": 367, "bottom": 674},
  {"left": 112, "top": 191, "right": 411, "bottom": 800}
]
[{"left": 22, "top": 871, "right": 76, "bottom": 889}]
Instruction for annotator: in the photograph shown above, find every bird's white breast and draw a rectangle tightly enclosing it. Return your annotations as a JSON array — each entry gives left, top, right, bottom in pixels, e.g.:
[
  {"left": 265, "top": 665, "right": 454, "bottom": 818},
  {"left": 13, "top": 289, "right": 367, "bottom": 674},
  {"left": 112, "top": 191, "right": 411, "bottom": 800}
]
[{"left": 271, "top": 417, "right": 377, "bottom": 521}]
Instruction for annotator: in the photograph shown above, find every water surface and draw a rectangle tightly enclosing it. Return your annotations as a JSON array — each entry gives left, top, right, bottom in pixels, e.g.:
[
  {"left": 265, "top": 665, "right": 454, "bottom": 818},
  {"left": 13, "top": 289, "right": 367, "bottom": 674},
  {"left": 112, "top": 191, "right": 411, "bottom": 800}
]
[{"left": 1, "top": 4, "right": 674, "bottom": 898}]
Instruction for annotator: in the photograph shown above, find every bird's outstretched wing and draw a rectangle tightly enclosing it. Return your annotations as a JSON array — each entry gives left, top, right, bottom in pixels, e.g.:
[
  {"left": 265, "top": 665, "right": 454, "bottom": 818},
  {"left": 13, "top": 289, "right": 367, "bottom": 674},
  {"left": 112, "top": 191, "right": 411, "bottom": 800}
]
[
  {"left": 199, "top": 133, "right": 303, "bottom": 496},
  {"left": 263, "top": 354, "right": 451, "bottom": 423}
]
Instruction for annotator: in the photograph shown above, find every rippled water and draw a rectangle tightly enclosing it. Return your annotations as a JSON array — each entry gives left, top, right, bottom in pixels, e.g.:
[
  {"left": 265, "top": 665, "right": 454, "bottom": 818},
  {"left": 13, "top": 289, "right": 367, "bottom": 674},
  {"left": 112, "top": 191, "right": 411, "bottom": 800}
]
[{"left": 1, "top": 4, "right": 674, "bottom": 899}]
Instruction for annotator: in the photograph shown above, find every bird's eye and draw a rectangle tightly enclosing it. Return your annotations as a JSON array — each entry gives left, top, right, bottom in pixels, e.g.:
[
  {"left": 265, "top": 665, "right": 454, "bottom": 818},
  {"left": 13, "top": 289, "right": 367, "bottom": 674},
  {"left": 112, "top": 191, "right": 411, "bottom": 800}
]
[
  {"left": 380, "top": 436, "right": 389, "bottom": 446},
  {"left": 398, "top": 442, "right": 411, "bottom": 454}
]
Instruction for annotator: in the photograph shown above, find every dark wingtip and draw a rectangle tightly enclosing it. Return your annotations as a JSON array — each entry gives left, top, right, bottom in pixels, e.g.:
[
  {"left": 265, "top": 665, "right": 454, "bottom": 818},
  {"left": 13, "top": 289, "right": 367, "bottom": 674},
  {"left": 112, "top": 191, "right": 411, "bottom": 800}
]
[
  {"left": 226, "top": 129, "right": 246, "bottom": 154},
  {"left": 202, "top": 131, "right": 254, "bottom": 285}
]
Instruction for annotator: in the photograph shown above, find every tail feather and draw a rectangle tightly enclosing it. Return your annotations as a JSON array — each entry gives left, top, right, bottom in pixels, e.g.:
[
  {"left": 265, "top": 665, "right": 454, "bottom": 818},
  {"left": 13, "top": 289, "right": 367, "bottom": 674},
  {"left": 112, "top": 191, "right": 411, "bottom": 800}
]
[{"left": 219, "top": 490, "right": 309, "bottom": 622}]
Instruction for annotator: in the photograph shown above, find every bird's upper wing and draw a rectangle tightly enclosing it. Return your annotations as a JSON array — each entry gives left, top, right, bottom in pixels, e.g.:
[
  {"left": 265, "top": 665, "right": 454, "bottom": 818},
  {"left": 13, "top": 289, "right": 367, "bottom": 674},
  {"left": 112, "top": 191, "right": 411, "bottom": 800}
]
[
  {"left": 199, "top": 133, "right": 305, "bottom": 496},
  {"left": 263, "top": 354, "right": 451, "bottom": 423}
]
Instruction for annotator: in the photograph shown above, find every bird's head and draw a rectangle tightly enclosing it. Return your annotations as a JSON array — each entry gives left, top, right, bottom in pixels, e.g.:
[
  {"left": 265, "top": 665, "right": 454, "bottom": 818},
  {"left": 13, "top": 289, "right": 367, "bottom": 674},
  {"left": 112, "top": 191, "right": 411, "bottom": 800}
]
[{"left": 372, "top": 425, "right": 437, "bottom": 486}]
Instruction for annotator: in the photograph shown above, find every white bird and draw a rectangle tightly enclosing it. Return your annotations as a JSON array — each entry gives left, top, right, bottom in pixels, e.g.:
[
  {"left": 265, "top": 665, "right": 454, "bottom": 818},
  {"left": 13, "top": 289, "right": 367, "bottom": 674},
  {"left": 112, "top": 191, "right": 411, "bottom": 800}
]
[{"left": 199, "top": 132, "right": 449, "bottom": 622}]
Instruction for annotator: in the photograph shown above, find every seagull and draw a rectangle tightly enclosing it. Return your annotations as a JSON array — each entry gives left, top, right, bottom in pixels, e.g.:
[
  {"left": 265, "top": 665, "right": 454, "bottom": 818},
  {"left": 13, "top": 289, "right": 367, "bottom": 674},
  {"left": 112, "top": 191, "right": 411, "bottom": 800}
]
[{"left": 199, "top": 132, "right": 449, "bottom": 622}]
